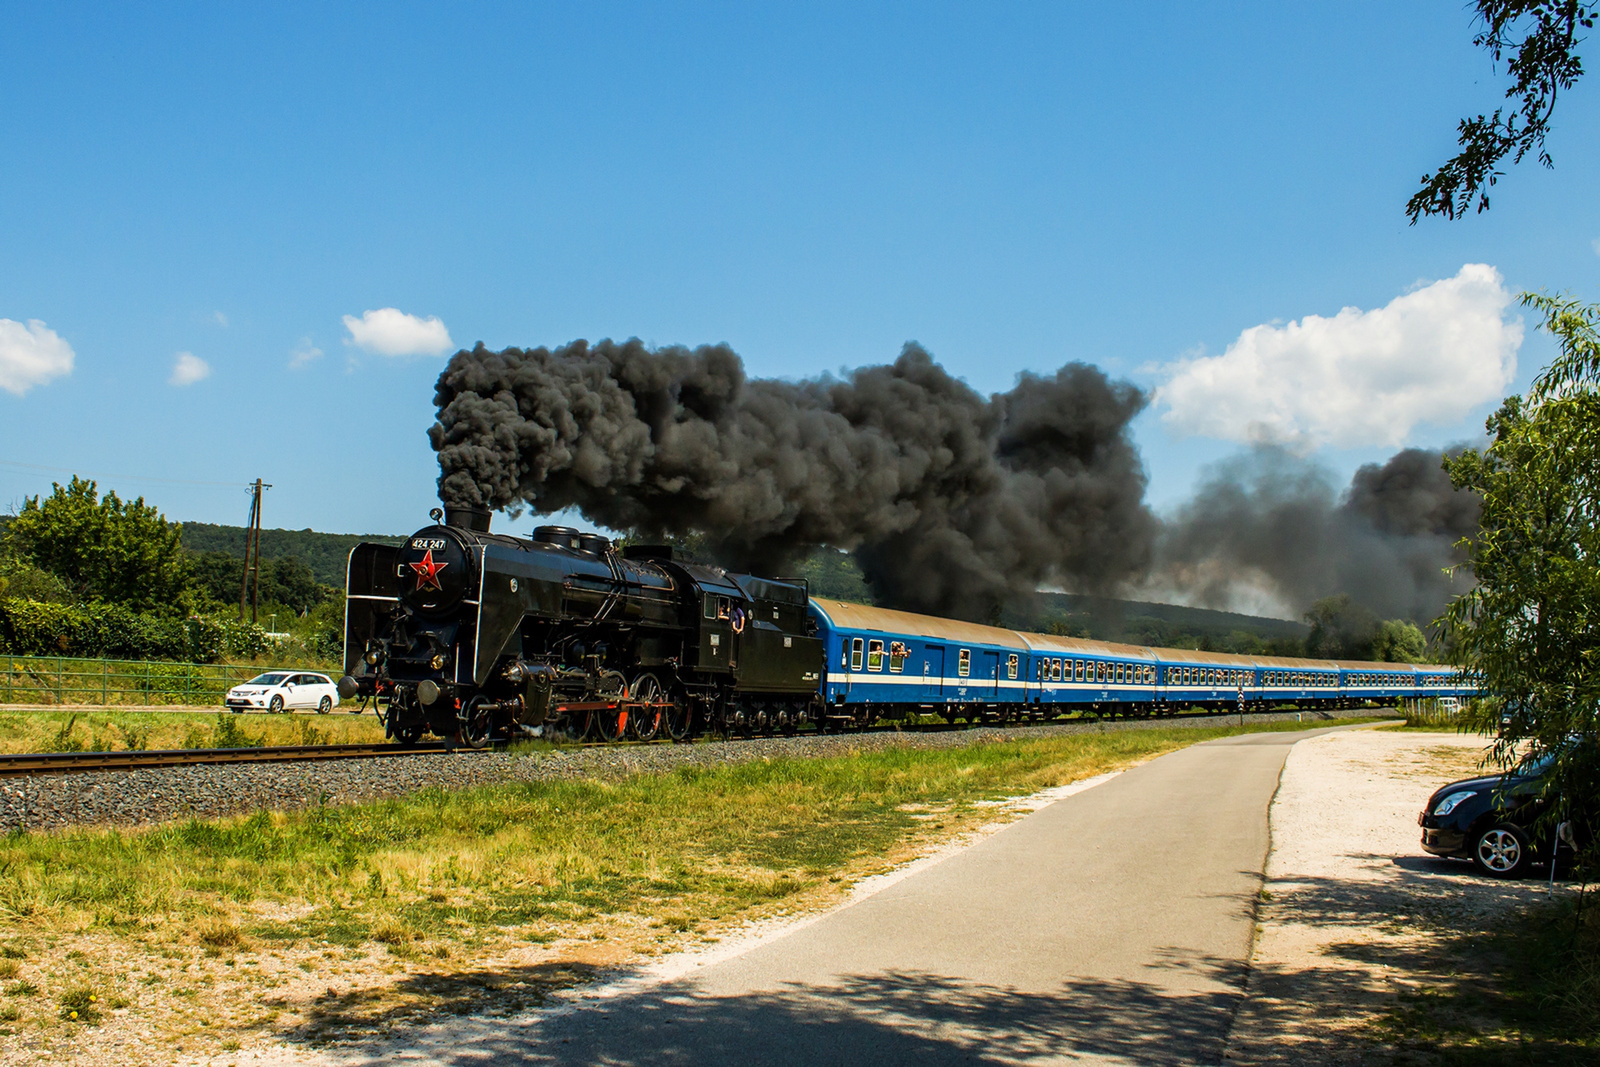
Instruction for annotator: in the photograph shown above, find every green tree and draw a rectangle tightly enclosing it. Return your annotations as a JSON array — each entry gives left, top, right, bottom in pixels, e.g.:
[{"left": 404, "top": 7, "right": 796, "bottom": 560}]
[
  {"left": 1370, "top": 619, "right": 1428, "bottom": 663},
  {"left": 1409, "top": 1, "right": 1596, "bottom": 222},
  {"left": 1442, "top": 292, "right": 1600, "bottom": 869},
  {"left": 4, "top": 477, "right": 194, "bottom": 615},
  {"left": 1305, "top": 594, "right": 1379, "bottom": 659}
]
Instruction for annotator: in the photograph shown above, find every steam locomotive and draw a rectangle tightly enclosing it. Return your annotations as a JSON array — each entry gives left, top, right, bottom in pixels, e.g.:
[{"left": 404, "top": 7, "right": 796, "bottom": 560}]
[
  {"left": 337, "top": 506, "right": 825, "bottom": 746},
  {"left": 340, "top": 508, "right": 1479, "bottom": 747}
]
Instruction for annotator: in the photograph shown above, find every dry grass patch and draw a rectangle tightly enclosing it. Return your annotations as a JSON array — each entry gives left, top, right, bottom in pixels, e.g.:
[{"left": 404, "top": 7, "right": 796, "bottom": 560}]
[{"left": 0, "top": 707, "right": 387, "bottom": 754}]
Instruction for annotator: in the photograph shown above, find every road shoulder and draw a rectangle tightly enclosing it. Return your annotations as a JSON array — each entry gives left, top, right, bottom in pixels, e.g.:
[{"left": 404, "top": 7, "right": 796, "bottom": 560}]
[{"left": 1222, "top": 727, "right": 1570, "bottom": 1064}]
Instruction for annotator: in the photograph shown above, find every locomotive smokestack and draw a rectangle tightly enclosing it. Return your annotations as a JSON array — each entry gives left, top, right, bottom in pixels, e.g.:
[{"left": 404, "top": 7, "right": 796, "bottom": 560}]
[{"left": 443, "top": 505, "right": 491, "bottom": 532}]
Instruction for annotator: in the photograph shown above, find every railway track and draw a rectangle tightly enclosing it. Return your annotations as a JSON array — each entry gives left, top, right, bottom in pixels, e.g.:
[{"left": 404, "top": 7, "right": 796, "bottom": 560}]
[
  {"left": 0, "top": 705, "right": 1392, "bottom": 778},
  {"left": 0, "top": 741, "right": 449, "bottom": 777}
]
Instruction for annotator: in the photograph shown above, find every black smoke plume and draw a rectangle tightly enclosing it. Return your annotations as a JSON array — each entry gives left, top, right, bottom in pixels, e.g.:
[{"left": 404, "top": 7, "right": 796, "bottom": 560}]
[
  {"left": 430, "top": 338, "right": 1155, "bottom": 620},
  {"left": 1152, "top": 446, "right": 1478, "bottom": 624}
]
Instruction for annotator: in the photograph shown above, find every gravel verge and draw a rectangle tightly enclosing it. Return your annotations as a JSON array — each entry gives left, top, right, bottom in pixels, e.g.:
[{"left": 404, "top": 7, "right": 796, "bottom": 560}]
[
  {"left": 0, "top": 708, "right": 1381, "bottom": 833},
  {"left": 1221, "top": 727, "right": 1572, "bottom": 1064}
]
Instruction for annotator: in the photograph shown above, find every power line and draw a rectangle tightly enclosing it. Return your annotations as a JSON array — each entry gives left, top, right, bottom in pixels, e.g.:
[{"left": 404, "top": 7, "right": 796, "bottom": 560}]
[{"left": 0, "top": 459, "right": 248, "bottom": 489}]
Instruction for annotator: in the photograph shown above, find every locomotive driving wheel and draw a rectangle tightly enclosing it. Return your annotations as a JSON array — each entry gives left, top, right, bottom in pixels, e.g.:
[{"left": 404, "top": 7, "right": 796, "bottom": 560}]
[
  {"left": 666, "top": 689, "right": 695, "bottom": 742},
  {"left": 629, "top": 672, "right": 665, "bottom": 742},
  {"left": 591, "top": 670, "right": 628, "bottom": 742}
]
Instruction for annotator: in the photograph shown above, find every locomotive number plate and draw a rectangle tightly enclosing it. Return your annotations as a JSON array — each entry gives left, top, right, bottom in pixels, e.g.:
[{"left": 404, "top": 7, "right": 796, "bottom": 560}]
[{"left": 411, "top": 537, "right": 447, "bottom": 550}]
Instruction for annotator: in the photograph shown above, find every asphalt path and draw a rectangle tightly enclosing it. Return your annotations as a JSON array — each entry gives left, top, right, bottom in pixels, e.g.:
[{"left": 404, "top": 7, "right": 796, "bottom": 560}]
[{"left": 350, "top": 724, "right": 1373, "bottom": 1067}]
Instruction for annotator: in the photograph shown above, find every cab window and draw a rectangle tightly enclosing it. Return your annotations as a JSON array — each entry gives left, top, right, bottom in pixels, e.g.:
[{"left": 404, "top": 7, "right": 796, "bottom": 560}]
[
  {"left": 958, "top": 649, "right": 971, "bottom": 677},
  {"left": 850, "top": 638, "right": 863, "bottom": 671},
  {"left": 867, "top": 640, "right": 884, "bottom": 672},
  {"left": 703, "top": 595, "right": 717, "bottom": 620}
]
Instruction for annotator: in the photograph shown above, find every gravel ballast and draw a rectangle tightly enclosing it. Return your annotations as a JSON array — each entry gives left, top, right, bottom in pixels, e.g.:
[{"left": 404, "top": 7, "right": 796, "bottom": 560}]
[{"left": 0, "top": 708, "right": 1384, "bottom": 833}]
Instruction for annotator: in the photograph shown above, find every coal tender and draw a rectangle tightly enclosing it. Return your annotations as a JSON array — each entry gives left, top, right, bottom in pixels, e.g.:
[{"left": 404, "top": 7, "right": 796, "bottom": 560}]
[{"left": 338, "top": 506, "right": 824, "bottom": 747}]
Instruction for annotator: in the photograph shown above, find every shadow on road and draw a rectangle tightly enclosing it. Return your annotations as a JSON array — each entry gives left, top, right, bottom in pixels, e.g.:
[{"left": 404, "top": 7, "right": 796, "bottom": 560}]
[{"left": 285, "top": 963, "right": 1253, "bottom": 1066}]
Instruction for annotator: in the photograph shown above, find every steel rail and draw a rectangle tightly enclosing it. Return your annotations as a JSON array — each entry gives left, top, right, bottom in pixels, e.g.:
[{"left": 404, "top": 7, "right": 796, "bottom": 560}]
[
  {"left": 0, "top": 704, "right": 1395, "bottom": 776},
  {"left": 0, "top": 741, "right": 451, "bottom": 778}
]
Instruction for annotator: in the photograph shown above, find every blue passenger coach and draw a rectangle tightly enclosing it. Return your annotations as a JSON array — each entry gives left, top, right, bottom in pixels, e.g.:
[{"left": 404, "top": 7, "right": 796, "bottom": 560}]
[
  {"left": 1017, "top": 632, "right": 1156, "bottom": 714},
  {"left": 806, "top": 596, "right": 1477, "bottom": 727},
  {"left": 810, "top": 598, "right": 1028, "bottom": 726}
]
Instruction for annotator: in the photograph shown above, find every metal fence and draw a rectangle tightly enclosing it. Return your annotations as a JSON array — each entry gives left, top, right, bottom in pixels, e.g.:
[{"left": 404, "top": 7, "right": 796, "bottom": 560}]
[{"left": 0, "top": 655, "right": 270, "bottom": 707}]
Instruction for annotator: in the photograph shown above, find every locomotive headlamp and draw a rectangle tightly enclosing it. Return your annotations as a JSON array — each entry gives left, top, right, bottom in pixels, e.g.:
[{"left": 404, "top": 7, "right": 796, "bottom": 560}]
[
  {"left": 430, "top": 653, "right": 448, "bottom": 671},
  {"left": 365, "top": 650, "right": 381, "bottom": 666},
  {"left": 417, "top": 680, "right": 441, "bottom": 706}
]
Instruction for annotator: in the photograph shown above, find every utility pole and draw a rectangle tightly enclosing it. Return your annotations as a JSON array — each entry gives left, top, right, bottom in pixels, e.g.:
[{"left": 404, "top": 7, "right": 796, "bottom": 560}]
[{"left": 238, "top": 478, "right": 271, "bottom": 624}]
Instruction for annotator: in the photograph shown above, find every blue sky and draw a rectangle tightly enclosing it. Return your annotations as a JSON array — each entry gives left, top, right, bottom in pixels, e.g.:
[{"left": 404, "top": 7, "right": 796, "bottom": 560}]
[{"left": 2, "top": 1, "right": 1596, "bottom": 536}]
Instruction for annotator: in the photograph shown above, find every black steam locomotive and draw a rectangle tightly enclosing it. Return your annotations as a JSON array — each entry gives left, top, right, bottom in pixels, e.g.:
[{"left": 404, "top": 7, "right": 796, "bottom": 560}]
[{"left": 337, "top": 506, "right": 825, "bottom": 746}]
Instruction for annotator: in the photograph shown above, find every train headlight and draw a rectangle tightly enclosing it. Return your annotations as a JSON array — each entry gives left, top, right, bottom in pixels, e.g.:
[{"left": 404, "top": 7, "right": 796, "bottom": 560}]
[
  {"left": 430, "top": 653, "right": 448, "bottom": 671},
  {"left": 365, "top": 650, "right": 381, "bottom": 666}
]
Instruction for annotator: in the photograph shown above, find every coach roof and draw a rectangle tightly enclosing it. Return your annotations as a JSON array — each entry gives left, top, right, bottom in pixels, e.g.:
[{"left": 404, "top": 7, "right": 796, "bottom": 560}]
[{"left": 809, "top": 598, "right": 1022, "bottom": 648}]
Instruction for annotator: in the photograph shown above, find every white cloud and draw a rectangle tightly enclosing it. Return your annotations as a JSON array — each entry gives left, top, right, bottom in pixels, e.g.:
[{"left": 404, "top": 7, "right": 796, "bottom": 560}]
[
  {"left": 169, "top": 351, "right": 211, "bottom": 386},
  {"left": 341, "top": 307, "right": 453, "bottom": 357},
  {"left": 1156, "top": 264, "right": 1521, "bottom": 449},
  {"left": 0, "top": 319, "right": 75, "bottom": 396},
  {"left": 213, "top": 310, "right": 229, "bottom": 328},
  {"left": 1592, "top": 236, "right": 1600, "bottom": 256},
  {"left": 289, "top": 337, "right": 324, "bottom": 369}
]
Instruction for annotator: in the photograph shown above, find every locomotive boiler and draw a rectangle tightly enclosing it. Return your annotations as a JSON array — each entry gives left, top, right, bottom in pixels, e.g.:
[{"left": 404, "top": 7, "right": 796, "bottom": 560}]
[{"left": 338, "top": 506, "right": 825, "bottom": 746}]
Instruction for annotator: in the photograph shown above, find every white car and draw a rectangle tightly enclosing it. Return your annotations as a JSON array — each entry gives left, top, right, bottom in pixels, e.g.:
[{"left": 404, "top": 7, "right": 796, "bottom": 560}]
[{"left": 225, "top": 672, "right": 341, "bottom": 714}]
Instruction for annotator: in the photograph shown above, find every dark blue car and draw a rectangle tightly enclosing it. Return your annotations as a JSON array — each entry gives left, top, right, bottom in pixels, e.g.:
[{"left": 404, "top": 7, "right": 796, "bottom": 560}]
[{"left": 1419, "top": 753, "right": 1559, "bottom": 877}]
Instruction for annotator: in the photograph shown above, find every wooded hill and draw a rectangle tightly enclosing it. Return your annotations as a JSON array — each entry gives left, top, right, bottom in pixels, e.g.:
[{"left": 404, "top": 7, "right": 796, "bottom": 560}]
[
  {"left": 173, "top": 524, "right": 1306, "bottom": 653},
  {"left": 178, "top": 523, "right": 400, "bottom": 586}
]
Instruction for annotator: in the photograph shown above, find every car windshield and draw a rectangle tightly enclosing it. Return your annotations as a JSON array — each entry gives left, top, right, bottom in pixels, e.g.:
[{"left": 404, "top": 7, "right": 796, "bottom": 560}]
[
  {"left": 246, "top": 673, "right": 290, "bottom": 686},
  {"left": 1516, "top": 751, "right": 1557, "bottom": 777}
]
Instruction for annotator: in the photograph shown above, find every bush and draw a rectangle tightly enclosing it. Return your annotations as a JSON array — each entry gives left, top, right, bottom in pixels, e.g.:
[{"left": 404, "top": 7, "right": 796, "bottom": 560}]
[{"left": 0, "top": 597, "right": 268, "bottom": 663}]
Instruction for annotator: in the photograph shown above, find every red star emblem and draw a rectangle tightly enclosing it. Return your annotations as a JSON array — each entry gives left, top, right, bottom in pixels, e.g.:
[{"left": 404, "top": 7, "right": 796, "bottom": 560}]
[{"left": 410, "top": 549, "right": 448, "bottom": 592}]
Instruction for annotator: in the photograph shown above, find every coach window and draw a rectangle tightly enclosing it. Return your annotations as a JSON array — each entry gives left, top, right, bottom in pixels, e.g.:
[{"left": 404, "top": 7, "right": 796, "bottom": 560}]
[
  {"left": 889, "top": 641, "right": 908, "bottom": 673},
  {"left": 1007, "top": 654, "right": 1019, "bottom": 680},
  {"left": 850, "top": 638, "right": 864, "bottom": 671},
  {"left": 867, "top": 640, "right": 884, "bottom": 672},
  {"left": 958, "top": 649, "right": 971, "bottom": 677}
]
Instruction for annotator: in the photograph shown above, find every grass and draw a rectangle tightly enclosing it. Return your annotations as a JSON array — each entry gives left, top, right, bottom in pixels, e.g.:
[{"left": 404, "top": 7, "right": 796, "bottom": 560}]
[
  {"left": 0, "top": 708, "right": 386, "bottom": 754},
  {"left": 0, "top": 718, "right": 1366, "bottom": 1055},
  {"left": 1373, "top": 893, "right": 1600, "bottom": 1063}
]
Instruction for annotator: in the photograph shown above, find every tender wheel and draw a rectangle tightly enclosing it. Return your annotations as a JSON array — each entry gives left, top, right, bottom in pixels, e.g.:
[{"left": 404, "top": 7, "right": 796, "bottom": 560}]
[
  {"left": 1471, "top": 823, "right": 1532, "bottom": 878},
  {"left": 317, "top": 696, "right": 332, "bottom": 714},
  {"left": 629, "top": 673, "right": 665, "bottom": 742},
  {"left": 268, "top": 694, "right": 284, "bottom": 714}
]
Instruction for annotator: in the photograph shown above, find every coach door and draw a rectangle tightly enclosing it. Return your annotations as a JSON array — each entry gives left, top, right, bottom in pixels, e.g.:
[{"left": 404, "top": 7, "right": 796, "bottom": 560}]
[
  {"left": 980, "top": 650, "right": 1000, "bottom": 697},
  {"left": 924, "top": 646, "right": 945, "bottom": 698}
]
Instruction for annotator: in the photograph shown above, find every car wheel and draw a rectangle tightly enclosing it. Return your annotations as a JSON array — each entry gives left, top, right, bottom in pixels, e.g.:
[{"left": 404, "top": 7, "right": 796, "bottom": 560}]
[
  {"left": 1471, "top": 823, "right": 1532, "bottom": 878},
  {"left": 317, "top": 696, "right": 332, "bottom": 714},
  {"left": 268, "top": 695, "right": 285, "bottom": 714}
]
